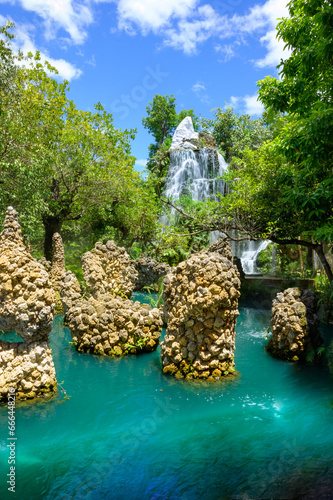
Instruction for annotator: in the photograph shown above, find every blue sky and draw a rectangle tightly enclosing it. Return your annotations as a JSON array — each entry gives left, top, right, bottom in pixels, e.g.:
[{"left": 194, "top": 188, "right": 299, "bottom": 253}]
[{"left": 0, "top": 0, "right": 290, "bottom": 172}]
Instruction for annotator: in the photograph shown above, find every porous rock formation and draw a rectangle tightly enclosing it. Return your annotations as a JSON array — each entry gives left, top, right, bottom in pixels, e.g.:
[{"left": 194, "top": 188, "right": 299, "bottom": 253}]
[
  {"left": 266, "top": 287, "right": 322, "bottom": 361},
  {"left": 82, "top": 241, "right": 138, "bottom": 299},
  {"left": 64, "top": 293, "right": 163, "bottom": 356},
  {"left": 61, "top": 241, "right": 163, "bottom": 356},
  {"left": 161, "top": 243, "right": 241, "bottom": 380},
  {"left": 208, "top": 236, "right": 233, "bottom": 261},
  {"left": 0, "top": 207, "right": 57, "bottom": 400},
  {"left": 49, "top": 233, "right": 66, "bottom": 312},
  {"left": 134, "top": 257, "right": 171, "bottom": 292},
  {"left": 59, "top": 271, "right": 82, "bottom": 314}
]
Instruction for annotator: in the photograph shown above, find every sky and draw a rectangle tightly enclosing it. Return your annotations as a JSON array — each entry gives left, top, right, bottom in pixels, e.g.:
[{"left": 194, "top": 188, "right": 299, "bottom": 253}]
[{"left": 0, "top": 0, "right": 290, "bottom": 172}]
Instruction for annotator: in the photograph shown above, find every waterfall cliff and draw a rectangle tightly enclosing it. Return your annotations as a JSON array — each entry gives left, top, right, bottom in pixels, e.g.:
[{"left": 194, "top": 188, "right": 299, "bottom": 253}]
[{"left": 162, "top": 117, "right": 267, "bottom": 274}]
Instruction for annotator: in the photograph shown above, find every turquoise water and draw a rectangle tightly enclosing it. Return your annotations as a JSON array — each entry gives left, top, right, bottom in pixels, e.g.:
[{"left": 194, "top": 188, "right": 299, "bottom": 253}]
[{"left": 1, "top": 292, "right": 333, "bottom": 500}]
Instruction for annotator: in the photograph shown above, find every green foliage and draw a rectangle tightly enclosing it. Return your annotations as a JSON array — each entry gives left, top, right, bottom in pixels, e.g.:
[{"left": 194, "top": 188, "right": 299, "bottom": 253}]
[
  {"left": 306, "top": 346, "right": 327, "bottom": 365},
  {"left": 155, "top": 196, "right": 213, "bottom": 265},
  {"left": 142, "top": 94, "right": 177, "bottom": 147},
  {"left": 201, "top": 106, "right": 275, "bottom": 163},
  {"left": 143, "top": 276, "right": 165, "bottom": 308},
  {"left": 258, "top": 0, "right": 333, "bottom": 247},
  {"left": 143, "top": 94, "right": 199, "bottom": 190},
  {"left": 315, "top": 274, "right": 333, "bottom": 322},
  {"left": 0, "top": 23, "right": 160, "bottom": 260}
]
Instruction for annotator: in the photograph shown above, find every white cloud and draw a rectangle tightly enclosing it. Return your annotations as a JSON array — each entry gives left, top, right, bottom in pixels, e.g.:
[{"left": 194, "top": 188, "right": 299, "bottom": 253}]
[
  {"left": 0, "top": 16, "right": 82, "bottom": 80},
  {"left": 255, "top": 29, "right": 291, "bottom": 68},
  {"left": 215, "top": 43, "right": 235, "bottom": 62},
  {"left": 3, "top": 0, "right": 93, "bottom": 44},
  {"left": 113, "top": 0, "right": 290, "bottom": 65},
  {"left": 192, "top": 82, "right": 206, "bottom": 93},
  {"left": 230, "top": 96, "right": 240, "bottom": 108},
  {"left": 135, "top": 159, "right": 147, "bottom": 167},
  {"left": 163, "top": 5, "right": 227, "bottom": 55},
  {"left": 230, "top": 93, "right": 264, "bottom": 116},
  {"left": 116, "top": 0, "right": 197, "bottom": 34},
  {"left": 243, "top": 94, "right": 264, "bottom": 115},
  {"left": 229, "top": 0, "right": 288, "bottom": 34},
  {"left": 1, "top": 0, "right": 291, "bottom": 69},
  {"left": 191, "top": 80, "right": 211, "bottom": 104},
  {"left": 226, "top": 0, "right": 290, "bottom": 67}
]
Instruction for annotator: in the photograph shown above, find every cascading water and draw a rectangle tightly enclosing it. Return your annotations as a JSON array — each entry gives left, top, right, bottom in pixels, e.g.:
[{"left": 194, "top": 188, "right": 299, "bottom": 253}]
[
  {"left": 162, "top": 116, "right": 269, "bottom": 274},
  {"left": 164, "top": 148, "right": 228, "bottom": 202},
  {"left": 239, "top": 240, "right": 270, "bottom": 275}
]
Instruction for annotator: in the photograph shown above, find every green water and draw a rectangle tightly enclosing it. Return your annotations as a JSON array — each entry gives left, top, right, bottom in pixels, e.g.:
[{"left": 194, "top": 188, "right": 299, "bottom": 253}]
[{"left": 1, "top": 292, "right": 333, "bottom": 500}]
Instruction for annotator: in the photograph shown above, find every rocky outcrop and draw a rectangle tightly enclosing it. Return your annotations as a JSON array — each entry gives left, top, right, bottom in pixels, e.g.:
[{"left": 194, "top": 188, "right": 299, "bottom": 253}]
[
  {"left": 266, "top": 287, "right": 322, "bottom": 361},
  {"left": 49, "top": 233, "right": 66, "bottom": 312},
  {"left": 0, "top": 341, "right": 56, "bottom": 400},
  {"left": 233, "top": 256, "right": 245, "bottom": 280},
  {"left": 134, "top": 257, "right": 171, "bottom": 292},
  {"left": 82, "top": 241, "right": 138, "bottom": 299},
  {"left": 39, "top": 257, "right": 51, "bottom": 272},
  {"left": 170, "top": 116, "right": 199, "bottom": 151},
  {"left": 59, "top": 271, "right": 82, "bottom": 314},
  {"left": 0, "top": 207, "right": 57, "bottom": 401},
  {"left": 199, "top": 132, "right": 216, "bottom": 149},
  {"left": 49, "top": 233, "right": 66, "bottom": 288},
  {"left": 64, "top": 294, "right": 163, "bottom": 356},
  {"left": 207, "top": 236, "right": 233, "bottom": 261},
  {"left": 61, "top": 241, "right": 163, "bottom": 356},
  {"left": 160, "top": 250, "right": 241, "bottom": 380}
]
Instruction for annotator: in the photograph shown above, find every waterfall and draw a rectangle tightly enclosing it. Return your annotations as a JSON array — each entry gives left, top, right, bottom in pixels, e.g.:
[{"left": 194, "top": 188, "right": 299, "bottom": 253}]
[
  {"left": 162, "top": 117, "right": 269, "bottom": 275},
  {"left": 240, "top": 240, "right": 270, "bottom": 275},
  {"left": 164, "top": 149, "right": 228, "bottom": 202}
]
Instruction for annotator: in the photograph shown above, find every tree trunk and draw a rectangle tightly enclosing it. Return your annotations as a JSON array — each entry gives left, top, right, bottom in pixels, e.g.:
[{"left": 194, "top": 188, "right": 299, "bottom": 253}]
[
  {"left": 42, "top": 216, "right": 63, "bottom": 261},
  {"left": 270, "top": 237, "right": 333, "bottom": 282},
  {"left": 306, "top": 245, "right": 314, "bottom": 273},
  {"left": 315, "top": 244, "right": 333, "bottom": 282},
  {"left": 298, "top": 237, "right": 304, "bottom": 276}
]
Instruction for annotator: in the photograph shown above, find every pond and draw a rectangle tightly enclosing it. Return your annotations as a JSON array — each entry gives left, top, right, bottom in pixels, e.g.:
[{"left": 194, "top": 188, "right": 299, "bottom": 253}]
[{"left": 1, "top": 292, "right": 333, "bottom": 499}]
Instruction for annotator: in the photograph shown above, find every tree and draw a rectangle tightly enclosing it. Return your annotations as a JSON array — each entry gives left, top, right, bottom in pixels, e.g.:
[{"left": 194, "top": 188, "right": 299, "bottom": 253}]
[
  {"left": 143, "top": 94, "right": 199, "bottom": 168},
  {"left": 256, "top": 0, "right": 333, "bottom": 279},
  {"left": 0, "top": 24, "right": 145, "bottom": 260},
  {"left": 142, "top": 94, "right": 178, "bottom": 148},
  {"left": 157, "top": 2, "right": 333, "bottom": 280},
  {"left": 201, "top": 106, "right": 276, "bottom": 163}
]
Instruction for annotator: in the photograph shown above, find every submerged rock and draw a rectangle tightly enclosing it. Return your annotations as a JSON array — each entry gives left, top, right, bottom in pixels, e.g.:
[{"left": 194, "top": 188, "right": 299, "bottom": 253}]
[
  {"left": 266, "top": 287, "right": 322, "bottom": 361},
  {"left": 160, "top": 249, "right": 241, "bottom": 380},
  {"left": 0, "top": 207, "right": 57, "bottom": 401}
]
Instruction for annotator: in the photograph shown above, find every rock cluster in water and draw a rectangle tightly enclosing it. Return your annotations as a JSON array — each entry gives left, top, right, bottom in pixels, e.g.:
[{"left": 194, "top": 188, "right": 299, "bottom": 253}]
[
  {"left": 160, "top": 240, "right": 241, "bottom": 380},
  {"left": 267, "top": 287, "right": 322, "bottom": 361},
  {"left": 82, "top": 241, "right": 138, "bottom": 299},
  {"left": 61, "top": 241, "right": 163, "bottom": 356},
  {"left": 134, "top": 257, "right": 171, "bottom": 292},
  {"left": 0, "top": 207, "right": 57, "bottom": 400}
]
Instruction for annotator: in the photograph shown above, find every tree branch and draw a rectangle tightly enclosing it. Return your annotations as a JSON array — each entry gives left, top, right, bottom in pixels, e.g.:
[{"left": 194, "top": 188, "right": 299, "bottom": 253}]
[{"left": 160, "top": 196, "right": 196, "bottom": 220}]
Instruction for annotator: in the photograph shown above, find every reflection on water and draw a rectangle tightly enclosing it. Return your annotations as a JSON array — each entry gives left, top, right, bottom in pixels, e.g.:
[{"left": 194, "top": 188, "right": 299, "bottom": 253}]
[{"left": 0, "top": 298, "right": 333, "bottom": 500}]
